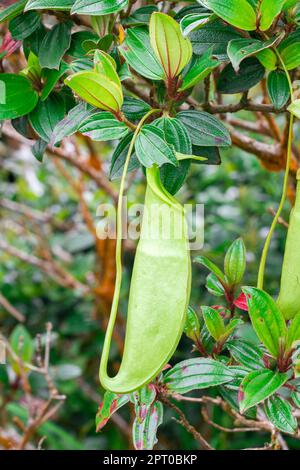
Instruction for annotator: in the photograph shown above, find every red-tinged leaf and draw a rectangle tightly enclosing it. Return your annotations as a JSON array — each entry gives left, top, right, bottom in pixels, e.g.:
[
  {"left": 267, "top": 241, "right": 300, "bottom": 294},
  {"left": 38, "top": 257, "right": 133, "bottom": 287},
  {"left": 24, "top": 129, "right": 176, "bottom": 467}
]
[
  {"left": 133, "top": 401, "right": 163, "bottom": 450},
  {"left": 96, "top": 391, "right": 129, "bottom": 432},
  {"left": 0, "top": 31, "right": 21, "bottom": 57},
  {"left": 164, "top": 358, "right": 234, "bottom": 394},
  {"left": 234, "top": 292, "right": 248, "bottom": 311},
  {"left": 239, "top": 369, "right": 288, "bottom": 413},
  {"left": 131, "top": 383, "right": 157, "bottom": 423}
]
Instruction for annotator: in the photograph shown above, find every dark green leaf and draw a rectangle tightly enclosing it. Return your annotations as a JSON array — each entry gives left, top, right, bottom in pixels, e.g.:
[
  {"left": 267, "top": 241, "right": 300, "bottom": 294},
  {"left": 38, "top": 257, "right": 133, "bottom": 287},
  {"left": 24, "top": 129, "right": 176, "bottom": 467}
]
[
  {"left": 0, "top": 0, "right": 27, "bottom": 23},
  {"left": 133, "top": 401, "right": 163, "bottom": 450},
  {"left": 217, "top": 58, "right": 265, "bottom": 94},
  {"left": 177, "top": 110, "right": 231, "bottom": 147},
  {"left": 41, "top": 62, "right": 69, "bottom": 101},
  {"left": 79, "top": 112, "right": 129, "bottom": 141},
  {"left": 68, "top": 31, "right": 98, "bottom": 58},
  {"left": 190, "top": 20, "right": 242, "bottom": 60},
  {"left": 72, "top": 0, "right": 128, "bottom": 16},
  {"left": 0, "top": 74, "right": 38, "bottom": 120},
  {"left": 32, "top": 139, "right": 47, "bottom": 162},
  {"left": 153, "top": 117, "right": 192, "bottom": 194},
  {"left": 180, "top": 12, "right": 214, "bottom": 37},
  {"left": 12, "top": 116, "right": 34, "bottom": 139},
  {"left": 227, "top": 339, "right": 264, "bottom": 370},
  {"left": 29, "top": 94, "right": 65, "bottom": 143},
  {"left": 191, "top": 145, "right": 221, "bottom": 165},
  {"left": 50, "top": 101, "right": 94, "bottom": 145},
  {"left": 119, "top": 27, "right": 164, "bottom": 81},
  {"left": 39, "top": 22, "right": 72, "bottom": 69},
  {"left": 25, "top": 0, "right": 74, "bottom": 10},
  {"left": 240, "top": 369, "right": 288, "bottom": 412},
  {"left": 109, "top": 133, "right": 140, "bottom": 180},
  {"left": 267, "top": 70, "right": 290, "bottom": 109},
  {"left": 179, "top": 48, "right": 220, "bottom": 90},
  {"left": 184, "top": 306, "right": 200, "bottom": 342},
  {"left": 122, "top": 96, "right": 151, "bottom": 121},
  {"left": 135, "top": 125, "right": 178, "bottom": 168},
  {"left": 242, "top": 287, "right": 287, "bottom": 358},
  {"left": 202, "top": 306, "right": 225, "bottom": 341},
  {"left": 9, "top": 11, "right": 41, "bottom": 40},
  {"left": 227, "top": 37, "right": 279, "bottom": 72},
  {"left": 224, "top": 238, "right": 246, "bottom": 286},
  {"left": 265, "top": 395, "right": 297, "bottom": 434},
  {"left": 125, "top": 5, "right": 158, "bottom": 26},
  {"left": 164, "top": 358, "right": 234, "bottom": 394}
]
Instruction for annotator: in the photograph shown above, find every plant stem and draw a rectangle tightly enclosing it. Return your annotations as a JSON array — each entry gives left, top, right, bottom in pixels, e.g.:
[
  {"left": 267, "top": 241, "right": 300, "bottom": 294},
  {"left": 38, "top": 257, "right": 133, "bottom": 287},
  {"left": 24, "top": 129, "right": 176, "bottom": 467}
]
[{"left": 257, "top": 48, "right": 294, "bottom": 290}]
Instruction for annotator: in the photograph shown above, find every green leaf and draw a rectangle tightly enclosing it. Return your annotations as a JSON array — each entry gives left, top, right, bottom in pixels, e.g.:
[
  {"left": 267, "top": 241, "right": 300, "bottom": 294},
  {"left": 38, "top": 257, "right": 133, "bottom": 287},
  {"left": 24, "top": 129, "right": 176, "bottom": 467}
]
[
  {"left": 217, "top": 58, "right": 265, "bottom": 94},
  {"left": 291, "top": 391, "right": 300, "bottom": 408},
  {"left": 224, "top": 238, "right": 246, "bottom": 286},
  {"left": 287, "top": 312, "right": 300, "bottom": 350},
  {"left": 177, "top": 110, "right": 231, "bottom": 147},
  {"left": 133, "top": 401, "right": 163, "bottom": 450},
  {"left": 256, "top": 48, "right": 277, "bottom": 71},
  {"left": 122, "top": 96, "right": 151, "bottom": 122},
  {"left": 135, "top": 125, "right": 178, "bottom": 168},
  {"left": 32, "top": 139, "right": 47, "bottom": 162},
  {"left": 192, "top": 145, "right": 221, "bottom": 165},
  {"left": 79, "top": 111, "right": 128, "bottom": 141},
  {"left": 65, "top": 70, "right": 123, "bottom": 112},
  {"left": 71, "top": 0, "right": 128, "bottom": 16},
  {"left": 29, "top": 94, "right": 65, "bottom": 142},
  {"left": 164, "top": 358, "right": 234, "bottom": 394},
  {"left": 68, "top": 31, "right": 98, "bottom": 58},
  {"left": 0, "top": 74, "right": 38, "bottom": 120},
  {"left": 119, "top": 27, "right": 164, "bottom": 81},
  {"left": 206, "top": 273, "right": 225, "bottom": 297},
  {"left": 0, "top": 0, "right": 27, "bottom": 22},
  {"left": 25, "top": 0, "right": 74, "bottom": 11},
  {"left": 258, "top": 0, "right": 286, "bottom": 31},
  {"left": 153, "top": 117, "right": 192, "bottom": 194},
  {"left": 223, "top": 319, "right": 243, "bottom": 341},
  {"left": 9, "top": 325, "right": 34, "bottom": 375},
  {"left": 194, "top": 255, "right": 226, "bottom": 283},
  {"left": 51, "top": 102, "right": 93, "bottom": 145},
  {"left": 179, "top": 48, "right": 220, "bottom": 91},
  {"left": 240, "top": 369, "right": 288, "bottom": 412},
  {"left": 265, "top": 395, "right": 297, "bottom": 434},
  {"left": 288, "top": 99, "right": 300, "bottom": 119},
  {"left": 227, "top": 339, "right": 264, "bottom": 370},
  {"left": 149, "top": 12, "right": 192, "bottom": 79},
  {"left": 279, "top": 42, "right": 300, "bottom": 70},
  {"left": 41, "top": 62, "right": 69, "bottom": 101},
  {"left": 125, "top": 5, "right": 158, "bottom": 26},
  {"left": 227, "top": 37, "right": 279, "bottom": 72},
  {"left": 199, "top": 0, "right": 256, "bottom": 31},
  {"left": 202, "top": 306, "right": 225, "bottom": 341},
  {"left": 9, "top": 11, "right": 41, "bottom": 40},
  {"left": 190, "top": 20, "right": 242, "bottom": 60},
  {"left": 180, "top": 12, "right": 214, "bottom": 37},
  {"left": 109, "top": 133, "right": 140, "bottom": 180},
  {"left": 184, "top": 306, "right": 200, "bottom": 342},
  {"left": 39, "top": 21, "right": 72, "bottom": 70},
  {"left": 243, "top": 287, "right": 287, "bottom": 358},
  {"left": 267, "top": 70, "right": 290, "bottom": 109},
  {"left": 96, "top": 391, "right": 130, "bottom": 431},
  {"left": 131, "top": 383, "right": 157, "bottom": 423}
]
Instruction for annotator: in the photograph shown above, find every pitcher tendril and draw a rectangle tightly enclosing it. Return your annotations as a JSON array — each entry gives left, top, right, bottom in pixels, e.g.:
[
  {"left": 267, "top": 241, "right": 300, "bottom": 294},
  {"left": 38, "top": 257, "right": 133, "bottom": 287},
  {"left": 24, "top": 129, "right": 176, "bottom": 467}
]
[{"left": 257, "top": 47, "right": 294, "bottom": 290}]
